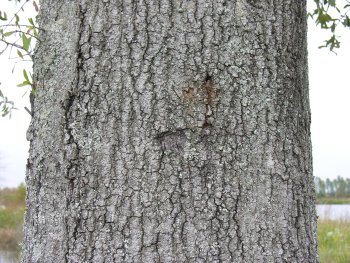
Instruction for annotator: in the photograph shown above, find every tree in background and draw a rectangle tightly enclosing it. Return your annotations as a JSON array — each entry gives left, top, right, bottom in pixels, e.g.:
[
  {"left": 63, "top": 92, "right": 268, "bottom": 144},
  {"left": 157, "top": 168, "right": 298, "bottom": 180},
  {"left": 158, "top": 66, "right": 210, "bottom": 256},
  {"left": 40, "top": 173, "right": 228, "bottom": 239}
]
[
  {"left": 334, "top": 176, "right": 346, "bottom": 197},
  {"left": 346, "top": 178, "right": 350, "bottom": 196},
  {"left": 315, "top": 176, "right": 350, "bottom": 198},
  {"left": 315, "top": 177, "right": 326, "bottom": 197}
]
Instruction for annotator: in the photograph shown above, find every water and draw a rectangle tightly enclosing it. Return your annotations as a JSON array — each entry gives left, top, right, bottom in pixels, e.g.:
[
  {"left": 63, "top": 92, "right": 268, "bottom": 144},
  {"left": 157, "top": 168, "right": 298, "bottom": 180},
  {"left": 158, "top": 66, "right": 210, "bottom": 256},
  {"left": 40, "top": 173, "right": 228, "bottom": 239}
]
[
  {"left": 316, "top": 204, "right": 350, "bottom": 221},
  {"left": 0, "top": 250, "right": 18, "bottom": 263}
]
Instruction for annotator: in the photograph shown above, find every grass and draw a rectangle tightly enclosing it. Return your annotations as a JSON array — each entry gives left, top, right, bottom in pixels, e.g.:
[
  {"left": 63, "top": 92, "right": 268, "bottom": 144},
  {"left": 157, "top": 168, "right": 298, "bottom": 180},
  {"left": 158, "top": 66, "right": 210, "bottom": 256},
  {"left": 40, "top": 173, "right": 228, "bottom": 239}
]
[
  {"left": 318, "top": 220, "right": 350, "bottom": 263},
  {"left": 0, "top": 184, "right": 25, "bottom": 256},
  {"left": 317, "top": 197, "right": 350, "bottom": 205}
]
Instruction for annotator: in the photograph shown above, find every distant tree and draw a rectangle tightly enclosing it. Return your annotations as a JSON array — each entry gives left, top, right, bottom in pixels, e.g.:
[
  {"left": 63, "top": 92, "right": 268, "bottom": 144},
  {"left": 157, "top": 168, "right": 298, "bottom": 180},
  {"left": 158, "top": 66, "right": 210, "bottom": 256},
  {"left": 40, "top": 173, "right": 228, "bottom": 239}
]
[
  {"left": 316, "top": 176, "right": 350, "bottom": 198},
  {"left": 325, "top": 178, "right": 334, "bottom": 196},
  {"left": 334, "top": 175, "right": 347, "bottom": 198},
  {"left": 315, "top": 177, "right": 327, "bottom": 197},
  {"left": 346, "top": 178, "right": 350, "bottom": 196}
]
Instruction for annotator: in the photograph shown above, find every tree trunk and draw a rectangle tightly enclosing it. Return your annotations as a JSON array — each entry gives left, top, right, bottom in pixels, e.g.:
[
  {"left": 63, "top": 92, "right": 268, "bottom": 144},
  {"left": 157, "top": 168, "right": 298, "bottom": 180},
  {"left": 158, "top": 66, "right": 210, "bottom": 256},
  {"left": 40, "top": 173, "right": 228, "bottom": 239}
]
[{"left": 23, "top": 0, "right": 317, "bottom": 262}]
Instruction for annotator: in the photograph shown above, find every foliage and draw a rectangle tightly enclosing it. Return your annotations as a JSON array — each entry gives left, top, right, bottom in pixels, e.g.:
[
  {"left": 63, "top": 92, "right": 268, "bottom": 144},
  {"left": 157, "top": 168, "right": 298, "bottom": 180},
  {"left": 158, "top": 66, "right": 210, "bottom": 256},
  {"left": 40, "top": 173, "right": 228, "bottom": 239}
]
[
  {"left": 315, "top": 176, "right": 350, "bottom": 199},
  {"left": 317, "top": 197, "right": 350, "bottom": 204},
  {"left": 318, "top": 220, "right": 350, "bottom": 263},
  {"left": 0, "top": 0, "right": 38, "bottom": 118},
  {"left": 310, "top": 0, "right": 350, "bottom": 51},
  {"left": 0, "top": 184, "right": 26, "bottom": 254},
  {"left": 0, "top": 88, "right": 16, "bottom": 117},
  {"left": 0, "top": 184, "right": 26, "bottom": 229}
]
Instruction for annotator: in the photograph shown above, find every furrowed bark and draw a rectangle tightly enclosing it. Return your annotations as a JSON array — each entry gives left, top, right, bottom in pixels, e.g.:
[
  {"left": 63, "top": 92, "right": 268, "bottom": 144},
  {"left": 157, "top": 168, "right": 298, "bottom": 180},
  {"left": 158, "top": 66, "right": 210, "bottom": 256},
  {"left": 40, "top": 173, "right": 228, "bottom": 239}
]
[{"left": 22, "top": 0, "right": 317, "bottom": 262}]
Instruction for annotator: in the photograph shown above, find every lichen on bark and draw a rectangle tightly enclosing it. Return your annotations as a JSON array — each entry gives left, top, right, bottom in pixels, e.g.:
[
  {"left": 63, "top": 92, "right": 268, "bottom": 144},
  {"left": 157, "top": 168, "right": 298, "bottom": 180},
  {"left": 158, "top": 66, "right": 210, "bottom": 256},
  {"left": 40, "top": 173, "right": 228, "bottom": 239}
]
[{"left": 22, "top": 0, "right": 317, "bottom": 262}]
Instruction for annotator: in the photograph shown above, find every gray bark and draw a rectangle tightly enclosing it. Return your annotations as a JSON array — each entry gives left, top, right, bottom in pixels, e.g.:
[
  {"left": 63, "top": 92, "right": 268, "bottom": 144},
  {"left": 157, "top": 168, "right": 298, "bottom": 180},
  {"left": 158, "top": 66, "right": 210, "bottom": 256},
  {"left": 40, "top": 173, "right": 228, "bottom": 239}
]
[{"left": 22, "top": 0, "right": 317, "bottom": 262}]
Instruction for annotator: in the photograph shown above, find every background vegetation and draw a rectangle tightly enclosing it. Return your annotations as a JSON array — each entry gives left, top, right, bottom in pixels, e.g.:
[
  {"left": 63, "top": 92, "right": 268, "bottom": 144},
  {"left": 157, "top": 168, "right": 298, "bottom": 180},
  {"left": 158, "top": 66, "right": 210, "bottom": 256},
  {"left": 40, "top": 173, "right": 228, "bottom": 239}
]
[
  {"left": 0, "top": 184, "right": 25, "bottom": 258},
  {"left": 318, "top": 220, "right": 350, "bottom": 263},
  {"left": 315, "top": 176, "right": 350, "bottom": 204}
]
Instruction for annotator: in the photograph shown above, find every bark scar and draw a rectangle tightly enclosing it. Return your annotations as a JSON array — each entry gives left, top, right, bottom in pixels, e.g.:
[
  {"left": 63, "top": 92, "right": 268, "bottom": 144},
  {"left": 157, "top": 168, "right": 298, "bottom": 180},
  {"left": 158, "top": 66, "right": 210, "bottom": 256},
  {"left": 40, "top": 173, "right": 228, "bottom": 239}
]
[
  {"left": 202, "top": 74, "right": 216, "bottom": 127},
  {"left": 202, "top": 74, "right": 215, "bottom": 109},
  {"left": 182, "top": 75, "right": 217, "bottom": 128}
]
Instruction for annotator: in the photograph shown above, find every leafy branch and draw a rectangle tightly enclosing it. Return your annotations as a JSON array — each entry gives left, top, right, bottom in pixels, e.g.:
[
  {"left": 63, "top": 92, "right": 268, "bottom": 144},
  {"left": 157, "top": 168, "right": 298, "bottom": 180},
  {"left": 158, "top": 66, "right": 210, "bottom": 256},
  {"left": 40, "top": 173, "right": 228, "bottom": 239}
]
[
  {"left": 310, "top": 0, "right": 350, "bottom": 52},
  {"left": 0, "top": 0, "right": 39, "bottom": 117},
  {"left": 0, "top": 88, "right": 16, "bottom": 118}
]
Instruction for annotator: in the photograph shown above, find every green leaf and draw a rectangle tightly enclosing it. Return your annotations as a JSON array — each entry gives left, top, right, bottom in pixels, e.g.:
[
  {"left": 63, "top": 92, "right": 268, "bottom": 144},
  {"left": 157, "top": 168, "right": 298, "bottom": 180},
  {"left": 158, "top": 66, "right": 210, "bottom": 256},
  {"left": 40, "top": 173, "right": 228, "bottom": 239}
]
[
  {"left": 318, "top": 13, "right": 333, "bottom": 24},
  {"left": 343, "top": 16, "right": 350, "bottom": 27},
  {"left": 17, "top": 50, "right": 23, "bottom": 59},
  {"left": 15, "top": 14, "right": 20, "bottom": 26},
  {"left": 328, "top": 0, "right": 336, "bottom": 7},
  {"left": 23, "top": 69, "right": 30, "bottom": 83},
  {"left": 330, "top": 23, "right": 336, "bottom": 32},
  {"left": 319, "top": 34, "right": 340, "bottom": 51},
  {"left": 22, "top": 34, "right": 31, "bottom": 52},
  {"left": 0, "top": 11, "right": 8, "bottom": 21},
  {"left": 3, "top": 31, "right": 15, "bottom": 37},
  {"left": 28, "top": 18, "right": 34, "bottom": 26},
  {"left": 33, "top": 27, "right": 38, "bottom": 38},
  {"left": 17, "top": 81, "right": 31, "bottom": 87}
]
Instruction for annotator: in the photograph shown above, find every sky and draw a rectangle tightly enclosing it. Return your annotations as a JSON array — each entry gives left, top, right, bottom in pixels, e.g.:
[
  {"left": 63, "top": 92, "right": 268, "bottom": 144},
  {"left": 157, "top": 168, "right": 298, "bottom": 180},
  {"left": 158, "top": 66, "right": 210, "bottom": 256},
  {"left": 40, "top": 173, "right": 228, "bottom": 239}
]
[{"left": 0, "top": 1, "right": 349, "bottom": 187}]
